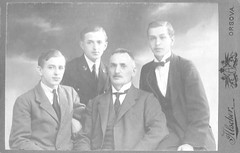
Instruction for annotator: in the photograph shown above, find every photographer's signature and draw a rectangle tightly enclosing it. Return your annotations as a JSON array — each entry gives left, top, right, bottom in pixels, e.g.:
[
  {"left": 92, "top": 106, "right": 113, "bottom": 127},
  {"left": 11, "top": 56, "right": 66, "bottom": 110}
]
[{"left": 222, "top": 99, "right": 239, "bottom": 145}]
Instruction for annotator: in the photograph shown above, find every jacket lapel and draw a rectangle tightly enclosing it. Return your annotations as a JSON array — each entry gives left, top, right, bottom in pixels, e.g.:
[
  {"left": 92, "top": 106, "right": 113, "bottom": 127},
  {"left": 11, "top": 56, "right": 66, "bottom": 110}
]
[
  {"left": 58, "top": 86, "right": 69, "bottom": 124},
  {"left": 116, "top": 86, "right": 138, "bottom": 122},
  {"left": 146, "top": 61, "right": 161, "bottom": 100},
  {"left": 98, "top": 92, "right": 111, "bottom": 136},
  {"left": 78, "top": 55, "right": 94, "bottom": 83},
  {"left": 168, "top": 54, "right": 181, "bottom": 106},
  {"left": 35, "top": 83, "right": 59, "bottom": 123},
  {"left": 97, "top": 62, "right": 109, "bottom": 93}
]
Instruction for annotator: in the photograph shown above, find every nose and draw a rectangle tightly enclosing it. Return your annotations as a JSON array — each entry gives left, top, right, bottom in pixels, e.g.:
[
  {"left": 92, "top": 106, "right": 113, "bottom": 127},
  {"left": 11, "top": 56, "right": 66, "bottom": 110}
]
[
  {"left": 115, "top": 65, "right": 121, "bottom": 73},
  {"left": 93, "top": 42, "right": 97, "bottom": 50},
  {"left": 54, "top": 68, "right": 60, "bottom": 75},
  {"left": 155, "top": 37, "right": 161, "bottom": 45}
]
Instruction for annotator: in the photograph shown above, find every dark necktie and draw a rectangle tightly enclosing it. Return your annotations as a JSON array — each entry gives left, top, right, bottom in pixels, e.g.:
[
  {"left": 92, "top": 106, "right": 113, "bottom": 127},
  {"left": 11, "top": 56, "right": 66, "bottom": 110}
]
[
  {"left": 113, "top": 90, "right": 128, "bottom": 116},
  {"left": 52, "top": 89, "right": 61, "bottom": 120},
  {"left": 92, "top": 64, "right": 97, "bottom": 80},
  {"left": 154, "top": 57, "right": 171, "bottom": 68}
]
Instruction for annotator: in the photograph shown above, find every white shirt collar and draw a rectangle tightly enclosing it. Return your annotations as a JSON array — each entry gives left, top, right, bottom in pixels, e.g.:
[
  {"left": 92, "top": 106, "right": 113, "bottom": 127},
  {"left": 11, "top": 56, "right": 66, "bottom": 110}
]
[
  {"left": 112, "top": 82, "right": 132, "bottom": 93},
  {"left": 84, "top": 54, "right": 101, "bottom": 72},
  {"left": 40, "top": 81, "right": 59, "bottom": 104},
  {"left": 40, "top": 81, "right": 57, "bottom": 92},
  {"left": 154, "top": 51, "right": 172, "bottom": 63}
]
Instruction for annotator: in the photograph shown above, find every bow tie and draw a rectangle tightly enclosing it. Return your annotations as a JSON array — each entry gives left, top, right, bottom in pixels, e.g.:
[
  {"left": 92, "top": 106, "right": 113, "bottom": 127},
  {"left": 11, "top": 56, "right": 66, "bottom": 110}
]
[
  {"left": 154, "top": 57, "right": 171, "bottom": 67},
  {"left": 112, "top": 89, "right": 129, "bottom": 96}
]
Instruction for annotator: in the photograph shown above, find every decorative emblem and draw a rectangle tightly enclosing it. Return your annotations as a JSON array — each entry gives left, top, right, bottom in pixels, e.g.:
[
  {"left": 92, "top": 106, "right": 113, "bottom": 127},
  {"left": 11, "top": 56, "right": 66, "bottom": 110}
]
[
  {"left": 102, "top": 67, "right": 107, "bottom": 74},
  {"left": 219, "top": 52, "right": 238, "bottom": 88},
  {"left": 83, "top": 65, "right": 88, "bottom": 71}
]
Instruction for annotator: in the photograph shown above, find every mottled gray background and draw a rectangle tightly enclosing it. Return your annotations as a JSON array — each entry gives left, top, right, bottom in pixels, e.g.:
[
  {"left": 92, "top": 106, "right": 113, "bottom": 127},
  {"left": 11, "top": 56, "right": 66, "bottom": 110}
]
[{"left": 5, "top": 2, "right": 218, "bottom": 149}]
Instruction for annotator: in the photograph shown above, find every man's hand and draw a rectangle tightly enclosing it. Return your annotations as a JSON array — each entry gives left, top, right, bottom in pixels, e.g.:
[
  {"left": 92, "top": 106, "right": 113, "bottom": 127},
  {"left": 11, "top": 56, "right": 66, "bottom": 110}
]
[
  {"left": 72, "top": 118, "right": 82, "bottom": 134},
  {"left": 177, "top": 144, "right": 194, "bottom": 151},
  {"left": 73, "top": 103, "right": 86, "bottom": 120}
]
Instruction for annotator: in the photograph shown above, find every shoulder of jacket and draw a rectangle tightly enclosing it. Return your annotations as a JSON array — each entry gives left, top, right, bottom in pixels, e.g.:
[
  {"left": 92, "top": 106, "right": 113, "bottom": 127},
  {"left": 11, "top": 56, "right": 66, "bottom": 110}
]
[
  {"left": 142, "top": 60, "right": 154, "bottom": 70},
  {"left": 173, "top": 54, "right": 194, "bottom": 69},
  {"left": 67, "top": 57, "right": 82, "bottom": 65},
  {"left": 18, "top": 88, "right": 35, "bottom": 99}
]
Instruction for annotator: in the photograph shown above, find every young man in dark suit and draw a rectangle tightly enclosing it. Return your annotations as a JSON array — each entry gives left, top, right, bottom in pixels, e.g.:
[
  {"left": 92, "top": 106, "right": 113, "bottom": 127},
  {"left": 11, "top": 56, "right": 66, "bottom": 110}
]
[
  {"left": 139, "top": 20, "right": 216, "bottom": 151},
  {"left": 62, "top": 26, "right": 109, "bottom": 106},
  {"left": 76, "top": 48, "right": 169, "bottom": 151},
  {"left": 9, "top": 49, "right": 85, "bottom": 150}
]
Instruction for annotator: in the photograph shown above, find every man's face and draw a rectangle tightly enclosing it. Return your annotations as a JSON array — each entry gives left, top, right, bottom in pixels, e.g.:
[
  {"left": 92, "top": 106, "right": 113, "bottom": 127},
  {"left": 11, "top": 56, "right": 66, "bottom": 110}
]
[
  {"left": 80, "top": 31, "right": 108, "bottom": 62},
  {"left": 38, "top": 56, "right": 66, "bottom": 89},
  {"left": 148, "top": 26, "right": 174, "bottom": 59},
  {"left": 109, "top": 53, "right": 136, "bottom": 90}
]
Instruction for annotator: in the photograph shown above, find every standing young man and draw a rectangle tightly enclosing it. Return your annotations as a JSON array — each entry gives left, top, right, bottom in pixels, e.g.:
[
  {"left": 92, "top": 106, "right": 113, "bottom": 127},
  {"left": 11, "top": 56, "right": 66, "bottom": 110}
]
[
  {"left": 140, "top": 21, "right": 216, "bottom": 151},
  {"left": 62, "top": 25, "right": 109, "bottom": 106},
  {"left": 9, "top": 49, "right": 85, "bottom": 150}
]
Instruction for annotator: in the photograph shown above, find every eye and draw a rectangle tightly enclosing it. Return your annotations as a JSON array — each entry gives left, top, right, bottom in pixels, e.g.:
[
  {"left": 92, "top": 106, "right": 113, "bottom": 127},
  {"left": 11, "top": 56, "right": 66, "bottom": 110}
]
[
  {"left": 160, "top": 36, "right": 166, "bottom": 40},
  {"left": 59, "top": 66, "right": 65, "bottom": 70},
  {"left": 149, "top": 36, "right": 156, "bottom": 41},
  {"left": 48, "top": 65, "right": 54, "bottom": 69},
  {"left": 87, "top": 41, "right": 93, "bottom": 45},
  {"left": 97, "top": 40, "right": 102, "bottom": 45},
  {"left": 120, "top": 64, "right": 127, "bottom": 68}
]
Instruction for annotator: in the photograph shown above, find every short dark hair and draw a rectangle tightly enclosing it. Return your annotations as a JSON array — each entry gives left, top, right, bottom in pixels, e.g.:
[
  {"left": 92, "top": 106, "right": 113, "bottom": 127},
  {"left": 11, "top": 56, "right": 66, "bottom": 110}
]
[
  {"left": 147, "top": 21, "right": 174, "bottom": 38},
  {"left": 38, "top": 49, "right": 65, "bottom": 67},
  {"left": 111, "top": 48, "right": 135, "bottom": 61},
  {"left": 80, "top": 25, "right": 107, "bottom": 41}
]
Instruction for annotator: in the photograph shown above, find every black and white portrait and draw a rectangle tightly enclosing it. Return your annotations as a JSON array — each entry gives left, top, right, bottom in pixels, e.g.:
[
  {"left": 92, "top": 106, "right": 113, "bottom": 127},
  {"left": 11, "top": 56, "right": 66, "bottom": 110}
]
[{"left": 4, "top": 2, "right": 219, "bottom": 151}]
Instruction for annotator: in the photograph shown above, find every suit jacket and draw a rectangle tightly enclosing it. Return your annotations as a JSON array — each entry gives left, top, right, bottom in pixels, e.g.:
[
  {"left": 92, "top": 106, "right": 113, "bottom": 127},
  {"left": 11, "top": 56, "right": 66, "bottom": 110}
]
[
  {"left": 62, "top": 55, "right": 110, "bottom": 105},
  {"left": 9, "top": 83, "right": 84, "bottom": 150},
  {"left": 139, "top": 53, "right": 216, "bottom": 150},
  {"left": 77, "top": 85, "right": 169, "bottom": 151}
]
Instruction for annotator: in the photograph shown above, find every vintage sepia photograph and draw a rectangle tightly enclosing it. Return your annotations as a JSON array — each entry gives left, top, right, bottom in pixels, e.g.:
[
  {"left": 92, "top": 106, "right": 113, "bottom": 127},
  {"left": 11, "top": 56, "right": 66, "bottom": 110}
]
[{"left": 3, "top": 1, "right": 221, "bottom": 151}]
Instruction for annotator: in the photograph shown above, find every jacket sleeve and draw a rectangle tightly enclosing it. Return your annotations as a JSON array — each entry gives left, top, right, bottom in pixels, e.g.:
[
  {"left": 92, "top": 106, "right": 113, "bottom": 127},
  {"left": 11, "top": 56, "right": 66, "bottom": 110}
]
[
  {"left": 133, "top": 94, "right": 169, "bottom": 150},
  {"left": 139, "top": 65, "right": 147, "bottom": 91},
  {"left": 9, "top": 97, "right": 43, "bottom": 150},
  {"left": 180, "top": 60, "right": 215, "bottom": 150},
  {"left": 72, "top": 88, "right": 85, "bottom": 121}
]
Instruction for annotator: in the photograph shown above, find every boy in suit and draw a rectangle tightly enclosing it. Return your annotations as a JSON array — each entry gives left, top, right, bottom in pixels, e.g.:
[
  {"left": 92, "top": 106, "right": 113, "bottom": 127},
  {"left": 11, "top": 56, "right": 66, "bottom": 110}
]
[
  {"left": 139, "top": 20, "right": 216, "bottom": 151},
  {"left": 9, "top": 49, "right": 85, "bottom": 150},
  {"left": 77, "top": 48, "right": 169, "bottom": 151},
  {"left": 62, "top": 25, "right": 109, "bottom": 106}
]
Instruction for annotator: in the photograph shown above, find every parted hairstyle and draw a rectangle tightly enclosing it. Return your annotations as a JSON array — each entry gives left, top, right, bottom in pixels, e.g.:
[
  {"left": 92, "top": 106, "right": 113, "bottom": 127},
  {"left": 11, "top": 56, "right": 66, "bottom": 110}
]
[
  {"left": 147, "top": 20, "right": 175, "bottom": 38},
  {"left": 111, "top": 48, "right": 135, "bottom": 61},
  {"left": 80, "top": 25, "right": 108, "bottom": 41},
  {"left": 110, "top": 48, "right": 136, "bottom": 68},
  {"left": 38, "top": 49, "right": 65, "bottom": 67}
]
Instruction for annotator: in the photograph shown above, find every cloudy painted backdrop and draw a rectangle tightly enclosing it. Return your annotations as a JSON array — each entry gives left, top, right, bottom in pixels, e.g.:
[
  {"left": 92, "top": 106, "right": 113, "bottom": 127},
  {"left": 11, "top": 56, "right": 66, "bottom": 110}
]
[{"left": 5, "top": 2, "right": 218, "bottom": 149}]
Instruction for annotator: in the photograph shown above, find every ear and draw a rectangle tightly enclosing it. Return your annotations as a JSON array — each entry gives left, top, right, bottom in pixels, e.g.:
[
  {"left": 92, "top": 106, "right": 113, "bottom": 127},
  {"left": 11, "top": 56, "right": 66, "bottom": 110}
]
[
  {"left": 171, "top": 36, "right": 175, "bottom": 46},
  {"left": 80, "top": 41, "right": 84, "bottom": 50},
  {"left": 103, "top": 41, "right": 108, "bottom": 51},
  {"left": 132, "top": 66, "right": 137, "bottom": 77},
  {"left": 37, "top": 66, "right": 43, "bottom": 76}
]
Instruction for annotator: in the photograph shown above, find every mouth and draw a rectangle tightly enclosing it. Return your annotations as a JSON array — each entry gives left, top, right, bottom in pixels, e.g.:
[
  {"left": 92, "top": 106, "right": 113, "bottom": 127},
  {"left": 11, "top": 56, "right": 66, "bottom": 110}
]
[
  {"left": 113, "top": 75, "right": 122, "bottom": 79},
  {"left": 53, "top": 77, "right": 61, "bottom": 81},
  {"left": 92, "top": 52, "right": 100, "bottom": 55},
  {"left": 154, "top": 48, "right": 163, "bottom": 51}
]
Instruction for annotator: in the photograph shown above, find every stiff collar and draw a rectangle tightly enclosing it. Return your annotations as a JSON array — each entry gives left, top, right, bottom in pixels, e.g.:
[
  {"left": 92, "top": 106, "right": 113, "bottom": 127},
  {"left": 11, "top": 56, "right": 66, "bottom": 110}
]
[
  {"left": 154, "top": 51, "right": 172, "bottom": 63},
  {"left": 112, "top": 82, "right": 132, "bottom": 93},
  {"left": 84, "top": 54, "right": 100, "bottom": 71},
  {"left": 40, "top": 81, "right": 58, "bottom": 93}
]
